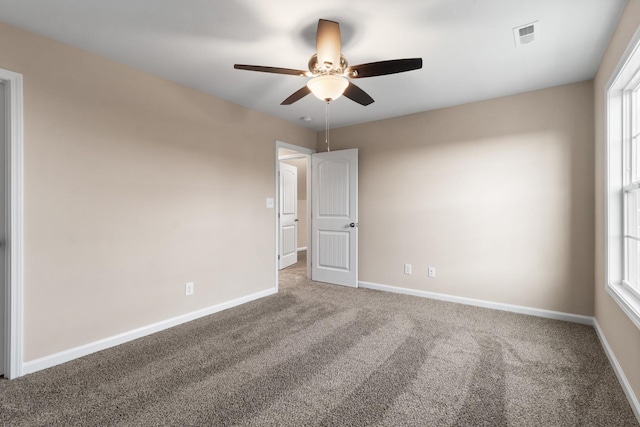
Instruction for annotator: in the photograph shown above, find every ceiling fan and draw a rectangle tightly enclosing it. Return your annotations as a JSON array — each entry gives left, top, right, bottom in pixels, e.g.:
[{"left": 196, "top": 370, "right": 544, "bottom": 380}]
[{"left": 234, "top": 19, "right": 423, "bottom": 106}]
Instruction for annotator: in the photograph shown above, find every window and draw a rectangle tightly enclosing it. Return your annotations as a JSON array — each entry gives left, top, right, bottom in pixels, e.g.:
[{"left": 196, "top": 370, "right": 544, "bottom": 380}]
[
  {"left": 606, "top": 28, "right": 640, "bottom": 329},
  {"left": 623, "top": 80, "right": 640, "bottom": 298}
]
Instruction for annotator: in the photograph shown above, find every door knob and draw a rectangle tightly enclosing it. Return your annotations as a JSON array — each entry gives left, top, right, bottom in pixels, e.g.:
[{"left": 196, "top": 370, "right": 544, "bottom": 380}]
[
  {"left": 349, "top": 223, "right": 356, "bottom": 228},
  {"left": 294, "top": 219, "right": 299, "bottom": 222}
]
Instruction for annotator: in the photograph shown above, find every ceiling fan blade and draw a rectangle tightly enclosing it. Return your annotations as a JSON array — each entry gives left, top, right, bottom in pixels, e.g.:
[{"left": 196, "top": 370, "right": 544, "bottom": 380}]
[
  {"left": 343, "top": 82, "right": 374, "bottom": 106},
  {"left": 316, "top": 19, "right": 341, "bottom": 71},
  {"left": 347, "top": 58, "right": 423, "bottom": 78},
  {"left": 234, "top": 64, "right": 308, "bottom": 76},
  {"left": 281, "top": 86, "right": 311, "bottom": 105}
]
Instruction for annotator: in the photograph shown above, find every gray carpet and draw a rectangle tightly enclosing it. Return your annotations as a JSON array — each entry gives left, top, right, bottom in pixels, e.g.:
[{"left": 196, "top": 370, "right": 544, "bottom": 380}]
[{"left": 0, "top": 251, "right": 637, "bottom": 426}]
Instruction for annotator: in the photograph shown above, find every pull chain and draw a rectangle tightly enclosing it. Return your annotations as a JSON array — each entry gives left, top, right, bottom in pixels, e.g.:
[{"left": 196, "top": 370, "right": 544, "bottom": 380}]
[{"left": 325, "top": 100, "right": 331, "bottom": 152}]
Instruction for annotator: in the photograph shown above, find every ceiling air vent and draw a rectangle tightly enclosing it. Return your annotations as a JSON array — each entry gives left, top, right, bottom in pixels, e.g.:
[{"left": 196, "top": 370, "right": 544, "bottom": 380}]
[{"left": 513, "top": 21, "right": 539, "bottom": 46}]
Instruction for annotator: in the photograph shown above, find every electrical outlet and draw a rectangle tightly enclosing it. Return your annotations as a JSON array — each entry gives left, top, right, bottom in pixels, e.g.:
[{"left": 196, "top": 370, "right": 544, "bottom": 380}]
[
  {"left": 185, "top": 282, "right": 194, "bottom": 296},
  {"left": 428, "top": 267, "right": 436, "bottom": 278},
  {"left": 404, "top": 263, "right": 412, "bottom": 275}
]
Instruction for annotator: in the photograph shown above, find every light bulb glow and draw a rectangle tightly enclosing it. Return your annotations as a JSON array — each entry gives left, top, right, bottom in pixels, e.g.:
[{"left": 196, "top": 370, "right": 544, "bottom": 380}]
[{"left": 306, "top": 75, "right": 349, "bottom": 102}]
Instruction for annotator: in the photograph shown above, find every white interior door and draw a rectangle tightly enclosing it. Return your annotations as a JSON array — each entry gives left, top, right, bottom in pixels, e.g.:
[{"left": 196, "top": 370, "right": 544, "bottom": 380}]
[
  {"left": 311, "top": 149, "right": 358, "bottom": 287},
  {"left": 0, "top": 81, "right": 5, "bottom": 376},
  {"left": 279, "top": 161, "right": 298, "bottom": 269}
]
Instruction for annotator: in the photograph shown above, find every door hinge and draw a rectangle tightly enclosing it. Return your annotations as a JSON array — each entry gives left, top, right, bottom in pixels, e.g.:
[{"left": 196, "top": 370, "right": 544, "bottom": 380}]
[{"left": 278, "top": 255, "right": 280, "bottom": 260}]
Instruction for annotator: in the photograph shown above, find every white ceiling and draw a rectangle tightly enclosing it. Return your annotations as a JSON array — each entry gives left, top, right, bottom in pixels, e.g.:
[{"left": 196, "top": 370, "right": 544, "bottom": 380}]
[{"left": 0, "top": 0, "right": 628, "bottom": 131}]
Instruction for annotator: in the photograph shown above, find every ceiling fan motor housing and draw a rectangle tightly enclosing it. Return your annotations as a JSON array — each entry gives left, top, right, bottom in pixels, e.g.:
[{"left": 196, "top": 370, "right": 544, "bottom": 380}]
[{"left": 308, "top": 54, "right": 349, "bottom": 76}]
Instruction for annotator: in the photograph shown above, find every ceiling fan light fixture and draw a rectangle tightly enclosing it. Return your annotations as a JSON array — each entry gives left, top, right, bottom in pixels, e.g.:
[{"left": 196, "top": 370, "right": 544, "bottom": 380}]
[
  {"left": 307, "top": 75, "right": 349, "bottom": 102},
  {"left": 234, "top": 19, "right": 422, "bottom": 106}
]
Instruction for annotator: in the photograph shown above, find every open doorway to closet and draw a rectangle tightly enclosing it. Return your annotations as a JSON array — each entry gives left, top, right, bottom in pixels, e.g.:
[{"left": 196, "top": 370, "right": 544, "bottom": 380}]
[{"left": 275, "top": 141, "right": 314, "bottom": 290}]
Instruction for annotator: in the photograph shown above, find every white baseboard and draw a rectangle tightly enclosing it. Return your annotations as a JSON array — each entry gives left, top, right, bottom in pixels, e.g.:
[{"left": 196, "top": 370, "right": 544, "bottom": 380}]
[
  {"left": 297, "top": 247, "right": 307, "bottom": 252},
  {"left": 22, "top": 287, "right": 277, "bottom": 375},
  {"left": 358, "top": 281, "right": 594, "bottom": 325},
  {"left": 593, "top": 319, "right": 640, "bottom": 423}
]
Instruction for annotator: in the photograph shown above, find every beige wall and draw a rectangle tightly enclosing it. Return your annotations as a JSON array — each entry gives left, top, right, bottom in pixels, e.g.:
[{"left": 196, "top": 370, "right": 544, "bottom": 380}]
[
  {"left": 594, "top": 0, "right": 640, "bottom": 406},
  {"left": 319, "top": 81, "right": 595, "bottom": 315},
  {"left": 0, "top": 22, "right": 316, "bottom": 361}
]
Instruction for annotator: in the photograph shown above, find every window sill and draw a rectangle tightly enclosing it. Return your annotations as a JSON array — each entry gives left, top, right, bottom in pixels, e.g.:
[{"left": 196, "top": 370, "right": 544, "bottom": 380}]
[{"left": 607, "top": 282, "right": 640, "bottom": 330}]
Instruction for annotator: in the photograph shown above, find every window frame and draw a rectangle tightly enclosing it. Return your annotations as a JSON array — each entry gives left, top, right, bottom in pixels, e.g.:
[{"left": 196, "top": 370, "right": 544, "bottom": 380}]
[
  {"left": 622, "top": 79, "right": 640, "bottom": 299},
  {"left": 606, "top": 27, "right": 640, "bottom": 330}
]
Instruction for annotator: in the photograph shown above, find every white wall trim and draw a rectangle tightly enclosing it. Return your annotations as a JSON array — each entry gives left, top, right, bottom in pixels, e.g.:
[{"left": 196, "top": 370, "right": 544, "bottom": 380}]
[
  {"left": 606, "top": 282, "right": 640, "bottom": 330},
  {"left": 358, "top": 281, "right": 594, "bottom": 325},
  {"left": 0, "top": 68, "right": 24, "bottom": 379},
  {"left": 279, "top": 153, "right": 307, "bottom": 160},
  {"left": 22, "top": 287, "right": 276, "bottom": 375},
  {"left": 594, "top": 318, "right": 640, "bottom": 423},
  {"left": 297, "top": 247, "right": 307, "bottom": 252}
]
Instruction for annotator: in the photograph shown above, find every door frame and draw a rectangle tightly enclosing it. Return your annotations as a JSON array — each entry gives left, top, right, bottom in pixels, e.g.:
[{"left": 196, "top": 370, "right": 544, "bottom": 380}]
[
  {"left": 0, "top": 68, "right": 24, "bottom": 379},
  {"left": 275, "top": 141, "right": 315, "bottom": 291}
]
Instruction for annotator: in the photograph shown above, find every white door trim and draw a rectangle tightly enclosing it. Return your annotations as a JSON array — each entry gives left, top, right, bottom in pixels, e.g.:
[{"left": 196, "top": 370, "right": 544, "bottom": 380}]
[
  {"left": 275, "top": 141, "right": 315, "bottom": 291},
  {"left": 0, "top": 68, "right": 24, "bottom": 379}
]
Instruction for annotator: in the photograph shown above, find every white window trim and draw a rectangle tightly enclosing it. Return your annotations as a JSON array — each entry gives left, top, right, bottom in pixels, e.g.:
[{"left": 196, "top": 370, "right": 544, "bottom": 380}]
[{"left": 606, "top": 27, "right": 640, "bottom": 331}]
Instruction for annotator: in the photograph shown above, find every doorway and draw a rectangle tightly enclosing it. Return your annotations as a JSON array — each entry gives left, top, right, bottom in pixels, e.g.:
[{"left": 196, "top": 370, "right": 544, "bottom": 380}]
[
  {"left": 0, "top": 68, "right": 24, "bottom": 379},
  {"left": 274, "top": 141, "right": 359, "bottom": 290},
  {"left": 275, "top": 141, "right": 314, "bottom": 290}
]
